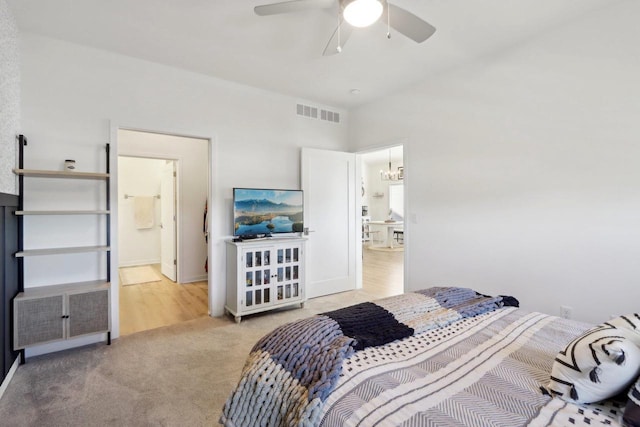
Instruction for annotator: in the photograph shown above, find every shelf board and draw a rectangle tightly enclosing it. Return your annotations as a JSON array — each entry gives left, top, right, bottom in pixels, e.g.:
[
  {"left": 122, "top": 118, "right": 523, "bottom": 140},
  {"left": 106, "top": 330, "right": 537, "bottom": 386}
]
[
  {"left": 13, "top": 168, "right": 109, "bottom": 180},
  {"left": 19, "top": 280, "right": 111, "bottom": 297},
  {"left": 16, "top": 210, "right": 110, "bottom": 216},
  {"left": 15, "top": 245, "right": 111, "bottom": 257}
]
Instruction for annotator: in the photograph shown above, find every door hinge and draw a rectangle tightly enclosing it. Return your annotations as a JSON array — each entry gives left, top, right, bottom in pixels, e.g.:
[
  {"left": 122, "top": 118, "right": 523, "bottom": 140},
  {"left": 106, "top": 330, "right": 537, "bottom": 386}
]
[
  {"left": 173, "top": 172, "right": 176, "bottom": 177},
  {"left": 173, "top": 259, "right": 177, "bottom": 265}
]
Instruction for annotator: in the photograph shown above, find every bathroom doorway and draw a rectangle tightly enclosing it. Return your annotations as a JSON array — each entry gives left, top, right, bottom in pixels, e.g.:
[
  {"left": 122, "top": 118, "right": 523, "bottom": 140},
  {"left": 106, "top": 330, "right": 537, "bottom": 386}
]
[
  {"left": 116, "top": 129, "right": 209, "bottom": 335},
  {"left": 118, "top": 156, "right": 176, "bottom": 281}
]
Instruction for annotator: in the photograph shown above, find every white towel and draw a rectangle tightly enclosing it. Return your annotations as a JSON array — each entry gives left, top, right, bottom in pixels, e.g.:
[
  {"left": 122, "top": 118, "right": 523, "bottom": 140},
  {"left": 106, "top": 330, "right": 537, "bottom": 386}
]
[{"left": 134, "top": 196, "right": 155, "bottom": 229}]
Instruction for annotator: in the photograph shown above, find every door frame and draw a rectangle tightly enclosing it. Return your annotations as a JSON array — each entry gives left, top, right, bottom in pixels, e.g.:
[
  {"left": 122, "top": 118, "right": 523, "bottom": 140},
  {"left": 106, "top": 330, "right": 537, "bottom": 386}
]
[
  {"left": 116, "top": 155, "right": 178, "bottom": 275},
  {"left": 110, "top": 121, "right": 216, "bottom": 339},
  {"left": 117, "top": 153, "right": 180, "bottom": 278}
]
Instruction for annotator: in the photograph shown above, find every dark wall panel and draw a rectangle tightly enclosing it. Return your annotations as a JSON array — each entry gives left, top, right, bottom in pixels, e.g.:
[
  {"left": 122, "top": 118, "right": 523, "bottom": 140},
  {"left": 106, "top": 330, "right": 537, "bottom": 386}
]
[{"left": 1, "top": 192, "right": 19, "bottom": 383}]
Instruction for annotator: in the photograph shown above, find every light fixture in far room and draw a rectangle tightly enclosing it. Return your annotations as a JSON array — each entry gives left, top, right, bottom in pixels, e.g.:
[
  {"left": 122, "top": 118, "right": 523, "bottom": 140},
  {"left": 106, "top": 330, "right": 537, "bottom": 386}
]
[
  {"left": 343, "top": 0, "right": 383, "bottom": 28},
  {"left": 380, "top": 148, "right": 402, "bottom": 181}
]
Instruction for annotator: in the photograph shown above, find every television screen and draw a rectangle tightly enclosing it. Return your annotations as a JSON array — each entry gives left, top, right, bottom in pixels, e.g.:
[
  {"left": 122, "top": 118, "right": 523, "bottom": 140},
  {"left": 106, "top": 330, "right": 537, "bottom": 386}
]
[{"left": 233, "top": 188, "right": 304, "bottom": 237}]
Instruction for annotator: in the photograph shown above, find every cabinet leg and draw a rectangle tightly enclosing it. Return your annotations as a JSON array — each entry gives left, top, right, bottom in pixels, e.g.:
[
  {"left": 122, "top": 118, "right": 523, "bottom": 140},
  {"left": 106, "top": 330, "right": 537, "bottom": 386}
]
[
  {"left": 107, "top": 331, "right": 111, "bottom": 345},
  {"left": 300, "top": 302, "right": 305, "bottom": 308},
  {"left": 234, "top": 316, "right": 241, "bottom": 324},
  {"left": 19, "top": 349, "right": 25, "bottom": 365}
]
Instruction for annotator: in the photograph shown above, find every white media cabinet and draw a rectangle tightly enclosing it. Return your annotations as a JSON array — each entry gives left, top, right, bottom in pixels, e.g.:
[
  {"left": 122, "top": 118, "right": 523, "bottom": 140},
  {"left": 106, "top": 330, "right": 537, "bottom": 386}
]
[{"left": 225, "top": 237, "right": 306, "bottom": 323}]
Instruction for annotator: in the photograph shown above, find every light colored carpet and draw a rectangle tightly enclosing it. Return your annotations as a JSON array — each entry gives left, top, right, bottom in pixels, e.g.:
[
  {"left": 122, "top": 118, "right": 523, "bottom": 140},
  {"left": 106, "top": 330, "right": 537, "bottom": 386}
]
[
  {"left": 0, "top": 289, "right": 383, "bottom": 426},
  {"left": 120, "top": 265, "right": 163, "bottom": 286}
]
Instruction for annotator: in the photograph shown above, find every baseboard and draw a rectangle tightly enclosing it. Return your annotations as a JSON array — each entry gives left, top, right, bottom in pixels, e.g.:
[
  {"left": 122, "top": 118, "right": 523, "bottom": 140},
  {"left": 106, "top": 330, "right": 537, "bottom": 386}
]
[
  {"left": 24, "top": 332, "right": 109, "bottom": 359},
  {"left": 181, "top": 274, "right": 208, "bottom": 284},
  {"left": 0, "top": 358, "right": 20, "bottom": 401},
  {"left": 118, "top": 259, "right": 161, "bottom": 268}
]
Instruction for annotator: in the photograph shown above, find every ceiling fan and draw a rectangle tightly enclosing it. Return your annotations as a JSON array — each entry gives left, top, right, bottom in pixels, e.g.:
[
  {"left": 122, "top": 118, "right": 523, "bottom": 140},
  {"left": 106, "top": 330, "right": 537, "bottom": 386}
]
[{"left": 254, "top": 0, "right": 436, "bottom": 56}]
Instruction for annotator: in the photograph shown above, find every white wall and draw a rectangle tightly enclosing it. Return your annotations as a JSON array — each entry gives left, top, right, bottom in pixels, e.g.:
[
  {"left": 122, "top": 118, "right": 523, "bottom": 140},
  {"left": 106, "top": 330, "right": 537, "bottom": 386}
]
[
  {"left": 118, "top": 130, "right": 208, "bottom": 283},
  {"left": 0, "top": 0, "right": 19, "bottom": 195},
  {"left": 18, "top": 33, "right": 348, "bottom": 353},
  {"left": 117, "top": 156, "right": 164, "bottom": 267},
  {"left": 350, "top": 2, "right": 640, "bottom": 324}
]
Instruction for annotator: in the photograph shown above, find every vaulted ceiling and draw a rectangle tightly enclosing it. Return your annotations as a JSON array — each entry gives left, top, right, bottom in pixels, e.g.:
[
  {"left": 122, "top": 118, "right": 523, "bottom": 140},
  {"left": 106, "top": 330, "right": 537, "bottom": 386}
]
[{"left": 8, "top": 0, "right": 616, "bottom": 109}]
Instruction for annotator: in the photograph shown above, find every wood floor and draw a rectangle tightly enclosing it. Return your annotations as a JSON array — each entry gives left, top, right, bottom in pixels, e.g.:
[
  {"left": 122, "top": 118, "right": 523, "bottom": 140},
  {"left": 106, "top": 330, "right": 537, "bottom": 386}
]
[
  {"left": 119, "top": 248, "right": 404, "bottom": 336},
  {"left": 119, "top": 264, "right": 208, "bottom": 336},
  {"left": 362, "top": 246, "right": 404, "bottom": 298}
]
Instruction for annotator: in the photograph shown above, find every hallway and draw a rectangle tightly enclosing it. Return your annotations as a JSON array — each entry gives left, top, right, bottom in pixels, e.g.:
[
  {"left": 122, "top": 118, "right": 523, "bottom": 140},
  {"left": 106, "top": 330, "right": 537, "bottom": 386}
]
[
  {"left": 119, "top": 264, "right": 208, "bottom": 336},
  {"left": 362, "top": 246, "right": 404, "bottom": 298}
]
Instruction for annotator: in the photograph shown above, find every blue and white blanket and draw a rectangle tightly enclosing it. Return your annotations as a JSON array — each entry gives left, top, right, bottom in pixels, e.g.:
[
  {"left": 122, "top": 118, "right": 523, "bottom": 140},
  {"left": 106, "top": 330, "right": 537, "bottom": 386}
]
[{"left": 220, "top": 287, "right": 516, "bottom": 427}]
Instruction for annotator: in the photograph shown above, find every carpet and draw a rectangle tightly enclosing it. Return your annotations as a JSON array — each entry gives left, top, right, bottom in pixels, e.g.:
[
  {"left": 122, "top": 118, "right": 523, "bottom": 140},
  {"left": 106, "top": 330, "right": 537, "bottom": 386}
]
[
  {"left": 0, "top": 289, "right": 380, "bottom": 426},
  {"left": 120, "top": 265, "right": 163, "bottom": 286}
]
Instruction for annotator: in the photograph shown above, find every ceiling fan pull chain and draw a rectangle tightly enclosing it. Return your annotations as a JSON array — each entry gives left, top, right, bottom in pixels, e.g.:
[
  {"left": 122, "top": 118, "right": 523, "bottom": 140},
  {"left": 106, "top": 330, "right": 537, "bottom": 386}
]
[
  {"left": 387, "top": 2, "right": 391, "bottom": 39},
  {"left": 337, "top": 15, "right": 343, "bottom": 53}
]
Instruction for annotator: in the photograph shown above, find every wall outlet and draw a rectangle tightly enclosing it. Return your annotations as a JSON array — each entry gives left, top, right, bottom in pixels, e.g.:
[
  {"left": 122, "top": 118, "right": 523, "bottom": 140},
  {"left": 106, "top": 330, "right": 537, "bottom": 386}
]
[{"left": 560, "top": 305, "right": 573, "bottom": 319}]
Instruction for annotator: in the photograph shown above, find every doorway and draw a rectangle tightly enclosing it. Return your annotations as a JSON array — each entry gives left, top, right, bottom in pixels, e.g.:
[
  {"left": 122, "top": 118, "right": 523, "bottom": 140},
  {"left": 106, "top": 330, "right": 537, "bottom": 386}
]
[
  {"left": 360, "top": 145, "right": 405, "bottom": 297},
  {"left": 117, "top": 156, "right": 176, "bottom": 280},
  {"left": 116, "top": 129, "right": 209, "bottom": 336}
]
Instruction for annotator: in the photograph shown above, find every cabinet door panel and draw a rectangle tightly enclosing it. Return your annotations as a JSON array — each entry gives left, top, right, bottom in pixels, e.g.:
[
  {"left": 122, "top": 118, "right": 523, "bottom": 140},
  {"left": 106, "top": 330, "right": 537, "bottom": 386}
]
[
  {"left": 227, "top": 240, "right": 305, "bottom": 319},
  {"left": 68, "top": 290, "right": 109, "bottom": 338},
  {"left": 15, "top": 295, "right": 64, "bottom": 349}
]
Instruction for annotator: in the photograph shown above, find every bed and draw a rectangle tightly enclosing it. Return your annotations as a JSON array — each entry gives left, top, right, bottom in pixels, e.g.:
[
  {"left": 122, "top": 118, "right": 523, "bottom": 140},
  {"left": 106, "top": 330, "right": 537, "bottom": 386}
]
[{"left": 220, "top": 287, "right": 634, "bottom": 426}]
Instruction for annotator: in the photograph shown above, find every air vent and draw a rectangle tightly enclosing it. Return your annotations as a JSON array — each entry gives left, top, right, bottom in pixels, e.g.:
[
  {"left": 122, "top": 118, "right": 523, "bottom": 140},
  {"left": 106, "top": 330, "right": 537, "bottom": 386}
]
[
  {"left": 296, "top": 103, "right": 318, "bottom": 119},
  {"left": 296, "top": 103, "right": 340, "bottom": 124}
]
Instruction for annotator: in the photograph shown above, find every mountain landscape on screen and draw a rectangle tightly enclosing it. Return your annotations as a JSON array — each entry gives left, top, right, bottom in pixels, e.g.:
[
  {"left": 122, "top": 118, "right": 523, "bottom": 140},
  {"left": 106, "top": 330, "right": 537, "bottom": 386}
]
[{"left": 233, "top": 189, "right": 303, "bottom": 237}]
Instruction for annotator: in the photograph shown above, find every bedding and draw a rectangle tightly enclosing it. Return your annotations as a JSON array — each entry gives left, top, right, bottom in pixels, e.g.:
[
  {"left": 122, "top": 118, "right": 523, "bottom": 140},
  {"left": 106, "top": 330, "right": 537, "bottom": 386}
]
[
  {"left": 624, "top": 377, "right": 640, "bottom": 427},
  {"left": 220, "top": 288, "right": 628, "bottom": 427},
  {"left": 545, "top": 314, "right": 640, "bottom": 404}
]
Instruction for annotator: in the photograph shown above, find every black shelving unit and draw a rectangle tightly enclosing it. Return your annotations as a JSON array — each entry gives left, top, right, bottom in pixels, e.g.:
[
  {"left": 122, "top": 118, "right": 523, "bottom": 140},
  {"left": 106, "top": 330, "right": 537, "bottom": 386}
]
[{"left": 13, "top": 135, "right": 111, "bottom": 362}]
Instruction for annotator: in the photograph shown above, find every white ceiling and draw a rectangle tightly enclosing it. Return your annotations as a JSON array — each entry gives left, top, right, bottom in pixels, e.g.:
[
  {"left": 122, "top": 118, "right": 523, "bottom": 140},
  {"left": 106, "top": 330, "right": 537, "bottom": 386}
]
[{"left": 7, "top": 0, "right": 615, "bottom": 109}]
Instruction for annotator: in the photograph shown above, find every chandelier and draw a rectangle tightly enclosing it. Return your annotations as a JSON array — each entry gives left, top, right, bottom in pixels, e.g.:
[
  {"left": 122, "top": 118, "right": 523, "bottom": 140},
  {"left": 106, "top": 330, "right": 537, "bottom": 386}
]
[{"left": 380, "top": 149, "right": 402, "bottom": 181}]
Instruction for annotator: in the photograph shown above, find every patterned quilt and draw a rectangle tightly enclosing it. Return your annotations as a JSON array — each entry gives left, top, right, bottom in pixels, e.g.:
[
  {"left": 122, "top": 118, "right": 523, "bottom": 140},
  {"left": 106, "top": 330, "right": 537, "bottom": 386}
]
[
  {"left": 220, "top": 287, "right": 518, "bottom": 426},
  {"left": 220, "top": 287, "right": 625, "bottom": 426},
  {"left": 319, "top": 307, "right": 625, "bottom": 427}
]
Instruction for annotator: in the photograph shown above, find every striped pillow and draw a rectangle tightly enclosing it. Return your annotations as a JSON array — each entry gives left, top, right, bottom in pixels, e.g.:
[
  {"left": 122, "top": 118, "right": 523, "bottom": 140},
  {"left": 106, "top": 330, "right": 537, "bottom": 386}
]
[
  {"left": 546, "top": 315, "right": 640, "bottom": 404},
  {"left": 624, "top": 377, "right": 640, "bottom": 427},
  {"left": 608, "top": 314, "right": 640, "bottom": 347}
]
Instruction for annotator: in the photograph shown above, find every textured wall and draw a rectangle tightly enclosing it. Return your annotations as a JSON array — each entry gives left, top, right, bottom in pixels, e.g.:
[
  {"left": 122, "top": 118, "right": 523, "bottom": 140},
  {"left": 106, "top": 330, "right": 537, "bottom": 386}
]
[{"left": 0, "top": 0, "right": 19, "bottom": 195}]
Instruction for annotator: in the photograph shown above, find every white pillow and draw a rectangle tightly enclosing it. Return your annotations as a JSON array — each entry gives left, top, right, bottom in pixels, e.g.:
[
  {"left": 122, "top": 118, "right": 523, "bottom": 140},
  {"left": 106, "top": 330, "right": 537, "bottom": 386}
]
[
  {"left": 546, "top": 320, "right": 640, "bottom": 404},
  {"left": 606, "top": 314, "right": 640, "bottom": 346}
]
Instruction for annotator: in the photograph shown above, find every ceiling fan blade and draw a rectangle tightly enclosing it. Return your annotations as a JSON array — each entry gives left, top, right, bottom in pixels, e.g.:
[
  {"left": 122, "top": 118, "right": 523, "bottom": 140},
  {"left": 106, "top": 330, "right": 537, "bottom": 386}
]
[
  {"left": 254, "top": 0, "right": 334, "bottom": 16},
  {"left": 322, "top": 20, "right": 354, "bottom": 56},
  {"left": 383, "top": 3, "right": 436, "bottom": 43}
]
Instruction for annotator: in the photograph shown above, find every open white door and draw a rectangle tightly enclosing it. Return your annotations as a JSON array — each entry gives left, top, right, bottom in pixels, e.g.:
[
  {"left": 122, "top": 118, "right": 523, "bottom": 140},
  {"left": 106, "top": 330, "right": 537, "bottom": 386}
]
[
  {"left": 301, "top": 148, "right": 357, "bottom": 298},
  {"left": 160, "top": 161, "right": 177, "bottom": 281}
]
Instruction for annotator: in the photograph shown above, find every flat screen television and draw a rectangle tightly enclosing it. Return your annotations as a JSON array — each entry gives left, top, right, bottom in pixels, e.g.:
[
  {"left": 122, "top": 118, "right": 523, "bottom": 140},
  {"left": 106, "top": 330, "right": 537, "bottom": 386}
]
[{"left": 233, "top": 188, "right": 304, "bottom": 238}]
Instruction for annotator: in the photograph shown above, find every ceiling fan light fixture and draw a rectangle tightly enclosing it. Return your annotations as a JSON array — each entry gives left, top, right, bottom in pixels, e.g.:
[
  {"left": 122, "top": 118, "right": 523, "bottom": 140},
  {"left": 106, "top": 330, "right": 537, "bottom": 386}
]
[{"left": 343, "top": 0, "right": 383, "bottom": 28}]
